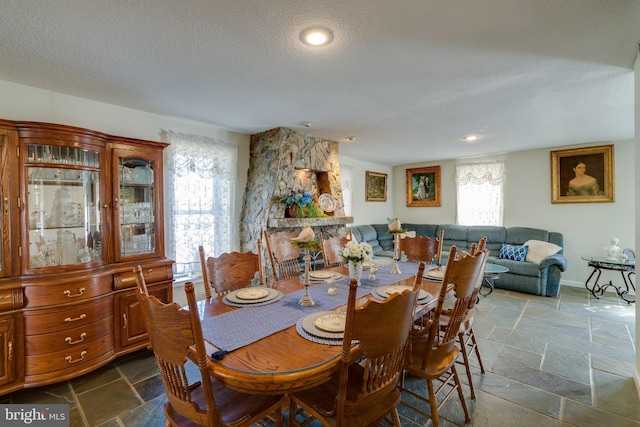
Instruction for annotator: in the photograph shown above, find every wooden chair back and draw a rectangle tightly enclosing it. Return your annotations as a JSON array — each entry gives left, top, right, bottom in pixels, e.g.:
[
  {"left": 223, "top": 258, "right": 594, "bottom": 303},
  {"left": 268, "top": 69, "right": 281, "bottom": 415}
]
[
  {"left": 335, "top": 276, "right": 420, "bottom": 423},
  {"left": 401, "top": 234, "right": 440, "bottom": 264},
  {"left": 263, "top": 230, "right": 301, "bottom": 280},
  {"left": 134, "top": 265, "right": 149, "bottom": 296},
  {"left": 199, "top": 240, "right": 264, "bottom": 298},
  {"left": 415, "top": 244, "right": 489, "bottom": 370},
  {"left": 319, "top": 231, "right": 349, "bottom": 269},
  {"left": 136, "top": 282, "right": 219, "bottom": 427}
]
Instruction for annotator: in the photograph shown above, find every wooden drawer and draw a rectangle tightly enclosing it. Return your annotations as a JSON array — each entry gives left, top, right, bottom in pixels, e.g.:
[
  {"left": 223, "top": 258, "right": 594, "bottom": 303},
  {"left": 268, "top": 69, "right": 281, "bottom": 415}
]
[
  {"left": 24, "top": 296, "right": 113, "bottom": 335},
  {"left": 23, "top": 274, "right": 112, "bottom": 308},
  {"left": 25, "top": 334, "right": 114, "bottom": 376},
  {"left": 115, "top": 263, "right": 172, "bottom": 289},
  {"left": 25, "top": 316, "right": 112, "bottom": 355}
]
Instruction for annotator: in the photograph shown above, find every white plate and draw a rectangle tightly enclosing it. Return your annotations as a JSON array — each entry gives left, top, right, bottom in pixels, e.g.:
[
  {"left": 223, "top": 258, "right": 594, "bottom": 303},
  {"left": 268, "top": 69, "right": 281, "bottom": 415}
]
[
  {"left": 314, "top": 313, "right": 346, "bottom": 332},
  {"left": 225, "top": 287, "right": 279, "bottom": 304},
  {"left": 362, "top": 261, "right": 376, "bottom": 270},
  {"left": 375, "top": 285, "right": 430, "bottom": 300},
  {"left": 425, "top": 269, "right": 445, "bottom": 280},
  {"left": 301, "top": 311, "right": 345, "bottom": 339},
  {"left": 300, "top": 272, "right": 343, "bottom": 282},
  {"left": 318, "top": 193, "right": 336, "bottom": 213},
  {"left": 235, "top": 288, "right": 269, "bottom": 300},
  {"left": 309, "top": 270, "right": 335, "bottom": 280}
]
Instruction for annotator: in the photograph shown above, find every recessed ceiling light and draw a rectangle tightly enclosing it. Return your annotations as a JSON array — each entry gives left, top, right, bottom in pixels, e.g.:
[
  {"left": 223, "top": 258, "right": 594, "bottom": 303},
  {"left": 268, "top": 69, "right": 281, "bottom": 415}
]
[
  {"left": 299, "top": 121, "right": 314, "bottom": 128},
  {"left": 463, "top": 135, "right": 478, "bottom": 141},
  {"left": 299, "top": 27, "right": 334, "bottom": 46}
]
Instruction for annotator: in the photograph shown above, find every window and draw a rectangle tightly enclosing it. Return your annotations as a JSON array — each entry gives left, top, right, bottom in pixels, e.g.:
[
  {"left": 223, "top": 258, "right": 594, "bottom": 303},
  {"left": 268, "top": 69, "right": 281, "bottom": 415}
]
[
  {"left": 455, "top": 161, "right": 505, "bottom": 226},
  {"left": 339, "top": 163, "right": 353, "bottom": 216},
  {"left": 164, "top": 131, "right": 237, "bottom": 277}
]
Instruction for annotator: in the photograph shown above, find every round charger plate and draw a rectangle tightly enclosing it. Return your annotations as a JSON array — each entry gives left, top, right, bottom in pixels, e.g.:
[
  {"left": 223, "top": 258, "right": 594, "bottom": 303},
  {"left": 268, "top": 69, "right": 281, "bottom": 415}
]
[
  {"left": 225, "top": 287, "right": 278, "bottom": 304},
  {"left": 375, "top": 285, "right": 430, "bottom": 300},
  {"left": 301, "top": 311, "right": 345, "bottom": 339}
]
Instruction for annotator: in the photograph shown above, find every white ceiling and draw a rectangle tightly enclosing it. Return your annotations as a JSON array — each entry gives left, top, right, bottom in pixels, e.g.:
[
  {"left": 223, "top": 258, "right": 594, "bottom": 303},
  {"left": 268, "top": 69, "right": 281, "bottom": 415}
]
[{"left": 0, "top": 1, "right": 638, "bottom": 166}]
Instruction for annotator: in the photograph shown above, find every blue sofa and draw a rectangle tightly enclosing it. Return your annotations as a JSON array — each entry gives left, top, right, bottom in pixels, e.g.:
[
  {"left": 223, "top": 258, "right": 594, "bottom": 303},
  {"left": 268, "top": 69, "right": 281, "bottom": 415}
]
[{"left": 347, "top": 223, "right": 567, "bottom": 297}]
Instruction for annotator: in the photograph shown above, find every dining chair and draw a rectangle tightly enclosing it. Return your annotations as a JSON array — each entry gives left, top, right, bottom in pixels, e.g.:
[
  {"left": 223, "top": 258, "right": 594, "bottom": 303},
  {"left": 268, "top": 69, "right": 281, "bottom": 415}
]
[
  {"left": 135, "top": 278, "right": 284, "bottom": 427},
  {"left": 263, "top": 230, "right": 302, "bottom": 280},
  {"left": 438, "top": 237, "right": 488, "bottom": 399},
  {"left": 288, "top": 274, "right": 422, "bottom": 427},
  {"left": 400, "top": 244, "right": 489, "bottom": 427},
  {"left": 401, "top": 229, "right": 444, "bottom": 264},
  {"left": 199, "top": 240, "right": 265, "bottom": 299},
  {"left": 319, "top": 231, "right": 350, "bottom": 269}
]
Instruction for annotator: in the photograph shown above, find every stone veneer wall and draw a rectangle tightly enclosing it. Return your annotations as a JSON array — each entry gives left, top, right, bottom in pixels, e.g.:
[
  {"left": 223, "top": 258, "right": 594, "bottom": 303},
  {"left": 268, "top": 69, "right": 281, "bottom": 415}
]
[{"left": 240, "top": 127, "right": 351, "bottom": 252}]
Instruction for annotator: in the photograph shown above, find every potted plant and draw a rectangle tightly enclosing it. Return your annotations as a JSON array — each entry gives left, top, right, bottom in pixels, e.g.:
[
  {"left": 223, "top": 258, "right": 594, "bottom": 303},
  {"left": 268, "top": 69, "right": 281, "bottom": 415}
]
[{"left": 279, "top": 189, "right": 325, "bottom": 218}]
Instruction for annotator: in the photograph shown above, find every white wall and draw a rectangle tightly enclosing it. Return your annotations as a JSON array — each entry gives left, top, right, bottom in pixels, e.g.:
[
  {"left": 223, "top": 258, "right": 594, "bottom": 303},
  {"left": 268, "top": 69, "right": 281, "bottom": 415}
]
[
  {"left": 0, "top": 80, "right": 252, "bottom": 248},
  {"left": 339, "top": 154, "right": 395, "bottom": 225}
]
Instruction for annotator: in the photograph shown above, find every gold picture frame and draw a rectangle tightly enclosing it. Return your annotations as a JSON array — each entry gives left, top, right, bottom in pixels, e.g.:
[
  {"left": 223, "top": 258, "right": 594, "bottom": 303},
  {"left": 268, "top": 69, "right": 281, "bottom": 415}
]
[
  {"left": 406, "top": 166, "right": 441, "bottom": 207},
  {"left": 365, "top": 171, "right": 387, "bottom": 202},
  {"left": 550, "top": 144, "right": 614, "bottom": 204}
]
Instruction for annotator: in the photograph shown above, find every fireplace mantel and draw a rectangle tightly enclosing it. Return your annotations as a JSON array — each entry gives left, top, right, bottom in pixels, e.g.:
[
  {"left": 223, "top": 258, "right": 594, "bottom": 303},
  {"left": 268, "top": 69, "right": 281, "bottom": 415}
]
[{"left": 267, "top": 216, "right": 354, "bottom": 229}]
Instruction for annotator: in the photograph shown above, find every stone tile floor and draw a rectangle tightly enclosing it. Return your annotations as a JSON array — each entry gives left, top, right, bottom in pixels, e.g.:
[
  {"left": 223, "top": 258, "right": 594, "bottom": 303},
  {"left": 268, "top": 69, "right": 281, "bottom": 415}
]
[{"left": 2, "top": 286, "right": 637, "bottom": 426}]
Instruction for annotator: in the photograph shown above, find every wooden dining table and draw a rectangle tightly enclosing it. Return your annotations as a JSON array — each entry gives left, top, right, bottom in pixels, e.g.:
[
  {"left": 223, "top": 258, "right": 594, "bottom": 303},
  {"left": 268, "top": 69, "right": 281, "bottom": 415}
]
[{"left": 196, "top": 262, "right": 443, "bottom": 395}]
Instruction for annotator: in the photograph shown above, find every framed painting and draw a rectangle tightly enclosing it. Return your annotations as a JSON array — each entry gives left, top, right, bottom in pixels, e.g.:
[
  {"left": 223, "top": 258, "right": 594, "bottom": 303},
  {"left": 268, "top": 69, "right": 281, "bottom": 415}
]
[
  {"left": 406, "top": 166, "right": 441, "bottom": 207},
  {"left": 550, "top": 144, "right": 614, "bottom": 204},
  {"left": 365, "top": 171, "right": 387, "bottom": 202}
]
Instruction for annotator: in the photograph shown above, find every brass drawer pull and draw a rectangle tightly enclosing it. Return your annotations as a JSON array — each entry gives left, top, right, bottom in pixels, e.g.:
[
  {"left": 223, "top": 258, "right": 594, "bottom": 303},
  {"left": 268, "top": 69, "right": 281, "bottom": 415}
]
[
  {"left": 65, "top": 332, "right": 87, "bottom": 345},
  {"left": 64, "top": 288, "right": 86, "bottom": 298},
  {"left": 7, "top": 342, "right": 12, "bottom": 361},
  {"left": 64, "top": 314, "right": 87, "bottom": 323},
  {"left": 65, "top": 351, "right": 87, "bottom": 364}
]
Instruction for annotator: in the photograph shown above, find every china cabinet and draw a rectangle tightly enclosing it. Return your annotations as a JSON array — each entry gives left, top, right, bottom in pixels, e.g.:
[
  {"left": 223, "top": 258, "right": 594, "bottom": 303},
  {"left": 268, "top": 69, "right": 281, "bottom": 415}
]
[{"left": 0, "top": 119, "right": 173, "bottom": 393}]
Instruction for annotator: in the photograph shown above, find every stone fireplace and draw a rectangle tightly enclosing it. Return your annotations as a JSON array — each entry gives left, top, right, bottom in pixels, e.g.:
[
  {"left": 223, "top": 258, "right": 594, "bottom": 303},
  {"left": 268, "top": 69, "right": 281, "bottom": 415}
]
[{"left": 239, "top": 127, "right": 353, "bottom": 252}]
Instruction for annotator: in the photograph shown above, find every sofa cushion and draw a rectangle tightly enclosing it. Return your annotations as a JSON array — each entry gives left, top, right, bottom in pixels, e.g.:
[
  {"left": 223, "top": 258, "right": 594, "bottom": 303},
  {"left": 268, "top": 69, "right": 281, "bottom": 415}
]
[
  {"left": 468, "top": 226, "right": 506, "bottom": 257},
  {"left": 524, "top": 239, "right": 561, "bottom": 264},
  {"left": 499, "top": 244, "right": 529, "bottom": 262},
  {"left": 371, "top": 224, "right": 394, "bottom": 251},
  {"left": 404, "top": 223, "right": 438, "bottom": 237},
  {"left": 505, "top": 227, "right": 549, "bottom": 245}
]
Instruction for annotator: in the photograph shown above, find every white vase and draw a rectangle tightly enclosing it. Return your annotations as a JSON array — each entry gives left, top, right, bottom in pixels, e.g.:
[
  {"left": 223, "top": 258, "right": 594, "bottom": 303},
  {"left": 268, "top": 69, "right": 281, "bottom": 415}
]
[{"left": 348, "top": 260, "right": 363, "bottom": 286}]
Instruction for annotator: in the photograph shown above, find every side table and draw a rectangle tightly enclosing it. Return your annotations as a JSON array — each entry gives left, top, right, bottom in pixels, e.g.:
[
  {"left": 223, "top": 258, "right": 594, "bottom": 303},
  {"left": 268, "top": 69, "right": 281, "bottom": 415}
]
[
  {"left": 581, "top": 256, "right": 635, "bottom": 304},
  {"left": 480, "top": 264, "right": 509, "bottom": 297}
]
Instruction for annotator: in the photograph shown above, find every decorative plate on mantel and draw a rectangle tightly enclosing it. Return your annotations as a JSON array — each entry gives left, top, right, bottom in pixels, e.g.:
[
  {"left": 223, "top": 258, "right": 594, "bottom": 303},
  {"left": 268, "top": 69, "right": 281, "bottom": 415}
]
[{"left": 318, "top": 193, "right": 336, "bottom": 213}]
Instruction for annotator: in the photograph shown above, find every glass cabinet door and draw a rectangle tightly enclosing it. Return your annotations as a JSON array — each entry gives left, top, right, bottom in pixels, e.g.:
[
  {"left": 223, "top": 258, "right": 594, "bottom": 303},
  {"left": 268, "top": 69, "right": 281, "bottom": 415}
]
[
  {"left": 117, "top": 156, "right": 156, "bottom": 259},
  {"left": 26, "top": 144, "right": 102, "bottom": 268}
]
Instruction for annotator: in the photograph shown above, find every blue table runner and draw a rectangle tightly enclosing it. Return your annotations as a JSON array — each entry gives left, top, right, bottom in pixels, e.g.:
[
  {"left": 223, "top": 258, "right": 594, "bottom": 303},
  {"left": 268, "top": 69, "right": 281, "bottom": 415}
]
[{"left": 200, "top": 261, "right": 425, "bottom": 352}]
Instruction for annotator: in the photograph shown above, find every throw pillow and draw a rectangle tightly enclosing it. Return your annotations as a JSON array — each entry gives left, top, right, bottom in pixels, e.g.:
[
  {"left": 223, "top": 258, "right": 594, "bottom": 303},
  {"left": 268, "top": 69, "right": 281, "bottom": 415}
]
[
  {"left": 524, "top": 240, "right": 561, "bottom": 264},
  {"left": 499, "top": 244, "right": 529, "bottom": 262}
]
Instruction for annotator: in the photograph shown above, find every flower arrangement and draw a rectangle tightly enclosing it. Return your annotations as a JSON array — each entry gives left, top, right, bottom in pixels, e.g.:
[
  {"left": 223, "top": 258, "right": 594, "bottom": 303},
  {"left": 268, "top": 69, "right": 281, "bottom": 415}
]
[
  {"left": 279, "top": 189, "right": 326, "bottom": 218},
  {"left": 341, "top": 240, "right": 373, "bottom": 263},
  {"left": 280, "top": 189, "right": 313, "bottom": 209}
]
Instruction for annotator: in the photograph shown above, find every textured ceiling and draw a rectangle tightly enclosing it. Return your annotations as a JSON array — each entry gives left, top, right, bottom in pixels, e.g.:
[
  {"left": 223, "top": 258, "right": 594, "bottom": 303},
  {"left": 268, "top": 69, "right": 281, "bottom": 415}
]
[{"left": 0, "top": 0, "right": 638, "bottom": 166}]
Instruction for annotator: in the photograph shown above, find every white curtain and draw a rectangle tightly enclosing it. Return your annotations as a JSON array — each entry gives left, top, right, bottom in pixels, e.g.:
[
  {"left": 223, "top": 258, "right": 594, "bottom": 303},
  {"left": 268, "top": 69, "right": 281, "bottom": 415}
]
[
  {"left": 164, "top": 131, "right": 237, "bottom": 277},
  {"left": 339, "top": 163, "right": 353, "bottom": 216},
  {"left": 455, "top": 161, "right": 505, "bottom": 226}
]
